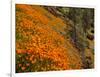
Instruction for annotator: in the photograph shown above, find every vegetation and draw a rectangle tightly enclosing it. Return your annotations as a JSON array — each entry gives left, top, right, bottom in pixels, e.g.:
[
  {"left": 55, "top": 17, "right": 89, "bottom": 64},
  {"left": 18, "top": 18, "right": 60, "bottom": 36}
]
[{"left": 16, "top": 4, "right": 94, "bottom": 73}]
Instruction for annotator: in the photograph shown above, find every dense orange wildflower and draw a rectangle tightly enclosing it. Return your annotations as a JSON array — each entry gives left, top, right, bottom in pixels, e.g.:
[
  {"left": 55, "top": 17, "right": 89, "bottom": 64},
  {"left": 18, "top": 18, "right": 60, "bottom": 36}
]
[{"left": 16, "top": 4, "right": 82, "bottom": 73}]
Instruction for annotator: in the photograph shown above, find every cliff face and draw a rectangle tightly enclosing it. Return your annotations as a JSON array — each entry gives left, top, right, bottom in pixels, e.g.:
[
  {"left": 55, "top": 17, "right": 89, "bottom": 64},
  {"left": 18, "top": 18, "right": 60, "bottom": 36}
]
[
  {"left": 16, "top": 4, "right": 94, "bottom": 73},
  {"left": 44, "top": 6, "right": 94, "bottom": 68}
]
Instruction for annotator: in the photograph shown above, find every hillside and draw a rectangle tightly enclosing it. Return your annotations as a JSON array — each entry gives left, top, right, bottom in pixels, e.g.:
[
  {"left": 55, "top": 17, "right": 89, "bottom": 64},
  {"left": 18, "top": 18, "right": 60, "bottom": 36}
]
[{"left": 16, "top": 4, "right": 94, "bottom": 73}]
